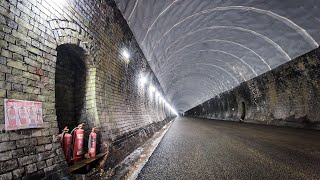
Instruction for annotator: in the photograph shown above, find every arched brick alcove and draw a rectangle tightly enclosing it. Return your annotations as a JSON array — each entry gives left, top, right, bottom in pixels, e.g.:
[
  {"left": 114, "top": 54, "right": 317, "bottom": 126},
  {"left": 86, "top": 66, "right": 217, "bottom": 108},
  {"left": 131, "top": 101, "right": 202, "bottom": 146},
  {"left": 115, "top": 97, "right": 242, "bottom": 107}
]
[
  {"left": 55, "top": 44, "right": 87, "bottom": 131},
  {"left": 50, "top": 20, "right": 102, "bottom": 126}
]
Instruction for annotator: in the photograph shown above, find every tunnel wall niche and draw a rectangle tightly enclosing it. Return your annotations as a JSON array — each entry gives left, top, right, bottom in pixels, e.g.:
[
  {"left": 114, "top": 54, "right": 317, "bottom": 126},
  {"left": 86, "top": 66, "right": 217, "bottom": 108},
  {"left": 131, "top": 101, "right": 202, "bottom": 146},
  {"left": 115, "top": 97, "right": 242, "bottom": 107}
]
[
  {"left": 55, "top": 44, "right": 87, "bottom": 132},
  {"left": 185, "top": 48, "right": 320, "bottom": 130}
]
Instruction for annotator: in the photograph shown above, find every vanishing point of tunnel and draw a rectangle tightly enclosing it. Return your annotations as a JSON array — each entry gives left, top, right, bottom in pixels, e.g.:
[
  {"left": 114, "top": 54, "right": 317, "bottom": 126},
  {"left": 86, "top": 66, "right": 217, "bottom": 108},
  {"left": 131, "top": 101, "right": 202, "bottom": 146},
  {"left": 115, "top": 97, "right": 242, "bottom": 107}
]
[{"left": 0, "top": 0, "right": 319, "bottom": 179}]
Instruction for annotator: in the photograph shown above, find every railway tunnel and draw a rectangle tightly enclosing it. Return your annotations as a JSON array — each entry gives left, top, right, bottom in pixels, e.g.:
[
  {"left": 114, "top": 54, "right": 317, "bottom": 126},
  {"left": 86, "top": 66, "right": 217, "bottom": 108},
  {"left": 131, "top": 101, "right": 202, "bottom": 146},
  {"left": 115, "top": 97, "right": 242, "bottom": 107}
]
[{"left": 0, "top": 0, "right": 319, "bottom": 179}]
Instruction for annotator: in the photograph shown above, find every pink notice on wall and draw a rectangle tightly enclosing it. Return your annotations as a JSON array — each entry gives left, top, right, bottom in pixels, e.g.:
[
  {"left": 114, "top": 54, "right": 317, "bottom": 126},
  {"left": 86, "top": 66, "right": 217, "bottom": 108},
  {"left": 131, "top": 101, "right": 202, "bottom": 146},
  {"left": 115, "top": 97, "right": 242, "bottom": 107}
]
[{"left": 4, "top": 99, "right": 44, "bottom": 131}]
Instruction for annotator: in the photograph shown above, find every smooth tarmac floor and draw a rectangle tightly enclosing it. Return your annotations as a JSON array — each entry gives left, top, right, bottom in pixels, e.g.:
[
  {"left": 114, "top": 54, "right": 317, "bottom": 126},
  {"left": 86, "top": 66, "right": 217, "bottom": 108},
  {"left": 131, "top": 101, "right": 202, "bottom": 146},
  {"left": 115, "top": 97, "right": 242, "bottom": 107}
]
[{"left": 137, "top": 117, "right": 320, "bottom": 180}]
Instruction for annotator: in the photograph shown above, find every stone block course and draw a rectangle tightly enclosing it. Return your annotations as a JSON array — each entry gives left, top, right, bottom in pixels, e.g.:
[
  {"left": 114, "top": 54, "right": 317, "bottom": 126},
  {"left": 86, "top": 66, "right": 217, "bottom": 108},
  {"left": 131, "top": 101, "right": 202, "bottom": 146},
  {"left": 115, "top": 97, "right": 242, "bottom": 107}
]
[
  {"left": 0, "top": 133, "right": 9, "bottom": 142},
  {"left": 16, "top": 138, "right": 37, "bottom": 148},
  {"left": 12, "top": 168, "right": 24, "bottom": 179},
  {"left": 37, "top": 151, "right": 55, "bottom": 161},
  {"left": 46, "top": 158, "right": 54, "bottom": 167},
  {"left": 37, "top": 136, "right": 51, "bottom": 145},
  {"left": 8, "top": 44, "right": 27, "bottom": 57},
  {"left": 0, "top": 172, "right": 12, "bottom": 180},
  {"left": 0, "top": 159, "right": 18, "bottom": 173},
  {"left": 0, "top": 64, "right": 11, "bottom": 73},
  {"left": 0, "top": 151, "right": 12, "bottom": 162},
  {"left": 8, "top": 131, "right": 31, "bottom": 141},
  {"left": 0, "top": 141, "right": 16, "bottom": 152},
  {"left": 4, "top": 35, "right": 16, "bottom": 45},
  {"left": 0, "top": 89, "right": 6, "bottom": 97},
  {"left": 12, "top": 148, "right": 23, "bottom": 158},
  {"left": 11, "top": 83, "right": 22, "bottom": 91},
  {"left": 26, "top": 163, "right": 37, "bottom": 174},
  {"left": 23, "top": 146, "right": 37, "bottom": 155},
  {"left": 0, "top": 81, "right": 12, "bottom": 90},
  {"left": 37, "top": 161, "right": 46, "bottom": 170},
  {"left": 1, "top": 49, "right": 12, "bottom": 58},
  {"left": 18, "top": 154, "right": 37, "bottom": 166},
  {"left": 7, "top": 60, "right": 27, "bottom": 71}
]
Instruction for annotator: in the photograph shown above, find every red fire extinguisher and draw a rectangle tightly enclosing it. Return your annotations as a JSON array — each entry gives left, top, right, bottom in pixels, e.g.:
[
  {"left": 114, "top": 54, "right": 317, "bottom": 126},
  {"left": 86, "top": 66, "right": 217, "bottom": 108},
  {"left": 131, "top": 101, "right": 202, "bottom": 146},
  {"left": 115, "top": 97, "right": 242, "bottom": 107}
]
[
  {"left": 7, "top": 106, "right": 17, "bottom": 128},
  {"left": 28, "top": 108, "right": 37, "bottom": 124},
  {"left": 58, "top": 127, "right": 72, "bottom": 163},
  {"left": 88, "top": 128, "right": 97, "bottom": 158},
  {"left": 18, "top": 107, "right": 28, "bottom": 125},
  {"left": 71, "top": 123, "right": 84, "bottom": 162}
]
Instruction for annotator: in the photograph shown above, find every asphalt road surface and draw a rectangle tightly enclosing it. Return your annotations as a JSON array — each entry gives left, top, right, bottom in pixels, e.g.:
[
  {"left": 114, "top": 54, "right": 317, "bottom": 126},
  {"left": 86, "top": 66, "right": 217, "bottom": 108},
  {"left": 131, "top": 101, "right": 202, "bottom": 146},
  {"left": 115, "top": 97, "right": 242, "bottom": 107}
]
[{"left": 137, "top": 117, "right": 320, "bottom": 180}]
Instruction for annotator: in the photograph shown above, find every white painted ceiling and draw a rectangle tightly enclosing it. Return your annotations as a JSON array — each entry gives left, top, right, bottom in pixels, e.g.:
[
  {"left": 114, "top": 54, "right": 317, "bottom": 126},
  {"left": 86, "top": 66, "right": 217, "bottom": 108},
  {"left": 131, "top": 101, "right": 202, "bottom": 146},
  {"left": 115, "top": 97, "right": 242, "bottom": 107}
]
[{"left": 114, "top": 0, "right": 320, "bottom": 112}]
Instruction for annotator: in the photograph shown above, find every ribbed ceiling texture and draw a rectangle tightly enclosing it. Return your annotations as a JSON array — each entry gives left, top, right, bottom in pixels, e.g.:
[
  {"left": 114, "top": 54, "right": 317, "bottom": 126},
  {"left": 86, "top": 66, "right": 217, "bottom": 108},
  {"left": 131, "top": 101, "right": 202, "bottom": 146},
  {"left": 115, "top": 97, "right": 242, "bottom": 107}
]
[{"left": 114, "top": 0, "right": 320, "bottom": 112}]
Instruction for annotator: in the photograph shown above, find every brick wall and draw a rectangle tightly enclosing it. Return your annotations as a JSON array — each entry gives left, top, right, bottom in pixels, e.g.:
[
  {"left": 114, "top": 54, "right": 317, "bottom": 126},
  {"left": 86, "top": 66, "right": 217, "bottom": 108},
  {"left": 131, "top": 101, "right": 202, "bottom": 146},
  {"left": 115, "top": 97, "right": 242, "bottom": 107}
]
[
  {"left": 0, "top": 0, "right": 175, "bottom": 179},
  {"left": 185, "top": 48, "right": 320, "bottom": 130}
]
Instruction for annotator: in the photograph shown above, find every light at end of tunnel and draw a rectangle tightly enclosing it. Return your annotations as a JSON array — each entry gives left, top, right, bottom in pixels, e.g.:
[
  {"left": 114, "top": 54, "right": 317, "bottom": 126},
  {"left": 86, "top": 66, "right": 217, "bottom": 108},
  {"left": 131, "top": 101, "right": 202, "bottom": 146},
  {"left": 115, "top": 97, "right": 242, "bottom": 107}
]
[
  {"left": 169, "top": 105, "right": 178, "bottom": 116},
  {"left": 164, "top": 102, "right": 178, "bottom": 116}
]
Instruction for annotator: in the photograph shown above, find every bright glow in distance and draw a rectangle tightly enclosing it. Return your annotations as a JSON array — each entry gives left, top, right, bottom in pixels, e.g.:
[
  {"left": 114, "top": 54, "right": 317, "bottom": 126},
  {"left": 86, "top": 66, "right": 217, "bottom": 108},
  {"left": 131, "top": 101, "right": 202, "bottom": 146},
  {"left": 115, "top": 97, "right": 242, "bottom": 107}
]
[
  {"left": 167, "top": 104, "right": 178, "bottom": 116},
  {"left": 137, "top": 74, "right": 178, "bottom": 116},
  {"left": 155, "top": 91, "right": 160, "bottom": 98},
  {"left": 149, "top": 85, "right": 156, "bottom": 92},
  {"left": 122, "top": 50, "right": 130, "bottom": 59},
  {"left": 140, "top": 75, "right": 148, "bottom": 86}
]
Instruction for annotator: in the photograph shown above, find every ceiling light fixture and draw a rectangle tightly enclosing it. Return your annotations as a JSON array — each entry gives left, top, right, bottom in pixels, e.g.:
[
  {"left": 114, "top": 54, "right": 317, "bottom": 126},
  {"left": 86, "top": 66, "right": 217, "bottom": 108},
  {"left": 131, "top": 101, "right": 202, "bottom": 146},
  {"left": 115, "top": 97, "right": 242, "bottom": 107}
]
[{"left": 122, "top": 49, "right": 130, "bottom": 59}]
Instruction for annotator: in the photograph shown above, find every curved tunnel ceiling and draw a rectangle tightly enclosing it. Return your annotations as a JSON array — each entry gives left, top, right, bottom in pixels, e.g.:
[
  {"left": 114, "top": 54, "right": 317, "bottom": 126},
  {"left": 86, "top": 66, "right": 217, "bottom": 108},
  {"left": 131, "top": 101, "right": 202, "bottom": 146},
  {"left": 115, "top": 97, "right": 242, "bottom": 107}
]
[{"left": 114, "top": 0, "right": 320, "bottom": 112}]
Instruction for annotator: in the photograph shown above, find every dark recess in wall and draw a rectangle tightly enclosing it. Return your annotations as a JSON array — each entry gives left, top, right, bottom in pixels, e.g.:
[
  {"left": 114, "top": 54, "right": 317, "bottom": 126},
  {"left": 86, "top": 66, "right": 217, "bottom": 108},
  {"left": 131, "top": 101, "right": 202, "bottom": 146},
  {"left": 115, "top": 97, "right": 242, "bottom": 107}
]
[
  {"left": 55, "top": 44, "right": 86, "bottom": 132},
  {"left": 240, "top": 101, "right": 245, "bottom": 120}
]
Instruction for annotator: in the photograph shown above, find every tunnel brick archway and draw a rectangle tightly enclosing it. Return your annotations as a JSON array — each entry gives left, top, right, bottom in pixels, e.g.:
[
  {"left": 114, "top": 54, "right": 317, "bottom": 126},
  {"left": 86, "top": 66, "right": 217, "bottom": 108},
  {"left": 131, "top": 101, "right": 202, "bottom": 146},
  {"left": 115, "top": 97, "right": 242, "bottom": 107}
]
[
  {"left": 55, "top": 44, "right": 87, "bottom": 132},
  {"left": 50, "top": 21, "right": 102, "bottom": 132}
]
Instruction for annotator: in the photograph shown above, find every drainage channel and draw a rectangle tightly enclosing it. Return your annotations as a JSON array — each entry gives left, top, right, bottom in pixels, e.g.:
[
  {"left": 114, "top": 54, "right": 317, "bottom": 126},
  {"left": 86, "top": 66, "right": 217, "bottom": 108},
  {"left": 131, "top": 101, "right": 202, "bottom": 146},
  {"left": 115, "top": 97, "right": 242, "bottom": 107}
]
[{"left": 110, "top": 119, "right": 175, "bottom": 180}]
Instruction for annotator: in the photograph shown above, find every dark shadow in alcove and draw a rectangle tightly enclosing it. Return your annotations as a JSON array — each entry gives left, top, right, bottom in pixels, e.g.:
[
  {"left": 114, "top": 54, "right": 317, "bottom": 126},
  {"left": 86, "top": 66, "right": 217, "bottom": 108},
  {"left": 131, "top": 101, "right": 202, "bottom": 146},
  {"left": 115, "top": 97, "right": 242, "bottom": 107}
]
[
  {"left": 55, "top": 44, "right": 86, "bottom": 132},
  {"left": 240, "top": 101, "right": 246, "bottom": 120}
]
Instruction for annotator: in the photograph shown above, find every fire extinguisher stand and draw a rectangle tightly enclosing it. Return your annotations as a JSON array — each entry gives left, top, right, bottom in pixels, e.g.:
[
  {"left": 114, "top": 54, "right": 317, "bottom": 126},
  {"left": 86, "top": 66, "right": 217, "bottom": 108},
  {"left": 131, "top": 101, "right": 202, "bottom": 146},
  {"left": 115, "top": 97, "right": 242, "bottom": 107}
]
[
  {"left": 88, "top": 128, "right": 97, "bottom": 158},
  {"left": 70, "top": 123, "right": 85, "bottom": 162},
  {"left": 58, "top": 127, "right": 72, "bottom": 163}
]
